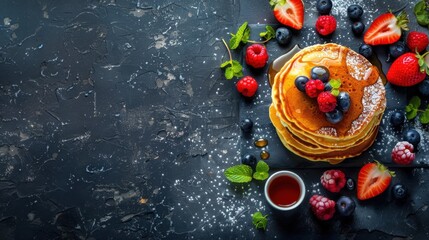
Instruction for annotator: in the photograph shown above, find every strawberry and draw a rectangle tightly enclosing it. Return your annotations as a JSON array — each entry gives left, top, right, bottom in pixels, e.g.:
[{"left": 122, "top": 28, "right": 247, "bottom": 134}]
[
  {"left": 270, "top": 0, "right": 304, "bottom": 30},
  {"left": 363, "top": 11, "right": 409, "bottom": 45},
  {"left": 407, "top": 31, "right": 429, "bottom": 53},
  {"left": 386, "top": 52, "right": 429, "bottom": 87},
  {"left": 357, "top": 161, "right": 395, "bottom": 200}
]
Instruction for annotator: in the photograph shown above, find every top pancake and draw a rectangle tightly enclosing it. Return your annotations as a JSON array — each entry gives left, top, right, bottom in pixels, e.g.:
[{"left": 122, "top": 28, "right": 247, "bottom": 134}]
[{"left": 271, "top": 43, "right": 386, "bottom": 142}]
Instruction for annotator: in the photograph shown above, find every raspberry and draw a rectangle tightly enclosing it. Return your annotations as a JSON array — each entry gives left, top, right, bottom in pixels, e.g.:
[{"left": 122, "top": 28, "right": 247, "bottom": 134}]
[
  {"left": 315, "top": 15, "right": 337, "bottom": 36},
  {"left": 305, "top": 79, "right": 325, "bottom": 98},
  {"left": 320, "top": 169, "right": 346, "bottom": 193},
  {"left": 391, "top": 141, "right": 415, "bottom": 165},
  {"left": 245, "top": 44, "right": 269, "bottom": 68},
  {"left": 236, "top": 76, "right": 258, "bottom": 97},
  {"left": 407, "top": 31, "right": 429, "bottom": 53},
  {"left": 317, "top": 91, "right": 337, "bottom": 113},
  {"left": 309, "top": 195, "right": 336, "bottom": 220}
]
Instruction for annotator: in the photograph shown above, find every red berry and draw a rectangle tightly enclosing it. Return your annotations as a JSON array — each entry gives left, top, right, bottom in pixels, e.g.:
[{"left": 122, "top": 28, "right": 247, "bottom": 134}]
[
  {"left": 236, "top": 76, "right": 258, "bottom": 97},
  {"left": 317, "top": 91, "right": 337, "bottom": 113},
  {"left": 391, "top": 141, "right": 415, "bottom": 165},
  {"left": 320, "top": 169, "right": 346, "bottom": 193},
  {"left": 309, "top": 195, "right": 336, "bottom": 220},
  {"left": 315, "top": 15, "right": 337, "bottom": 36},
  {"left": 305, "top": 79, "right": 325, "bottom": 98},
  {"left": 245, "top": 44, "right": 269, "bottom": 68},
  {"left": 407, "top": 31, "right": 429, "bottom": 53}
]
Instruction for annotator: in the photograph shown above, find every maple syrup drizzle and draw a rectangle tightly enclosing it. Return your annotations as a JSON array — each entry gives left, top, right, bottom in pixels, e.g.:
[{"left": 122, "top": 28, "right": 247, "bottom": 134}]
[
  {"left": 254, "top": 138, "right": 268, "bottom": 148},
  {"left": 260, "top": 150, "right": 270, "bottom": 160}
]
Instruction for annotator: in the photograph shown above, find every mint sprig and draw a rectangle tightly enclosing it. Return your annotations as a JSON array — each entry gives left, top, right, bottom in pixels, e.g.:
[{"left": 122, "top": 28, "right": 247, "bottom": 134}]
[
  {"left": 220, "top": 39, "right": 243, "bottom": 80},
  {"left": 329, "top": 79, "right": 341, "bottom": 96},
  {"left": 252, "top": 211, "right": 268, "bottom": 230},
  {"left": 224, "top": 161, "right": 270, "bottom": 183},
  {"left": 405, "top": 96, "right": 429, "bottom": 124},
  {"left": 259, "top": 26, "right": 276, "bottom": 42},
  {"left": 229, "top": 22, "right": 251, "bottom": 50},
  {"left": 414, "top": 0, "right": 429, "bottom": 27},
  {"left": 253, "top": 161, "right": 270, "bottom": 180}
]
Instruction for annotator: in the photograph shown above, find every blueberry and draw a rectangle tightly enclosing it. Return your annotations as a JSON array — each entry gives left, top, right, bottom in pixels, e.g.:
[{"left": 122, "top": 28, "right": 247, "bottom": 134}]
[
  {"left": 295, "top": 76, "right": 309, "bottom": 92},
  {"left": 389, "top": 110, "right": 405, "bottom": 127},
  {"left": 240, "top": 118, "right": 253, "bottom": 133},
  {"left": 337, "top": 92, "right": 351, "bottom": 112},
  {"left": 351, "top": 22, "right": 365, "bottom": 36},
  {"left": 359, "top": 44, "right": 373, "bottom": 59},
  {"left": 389, "top": 42, "right": 406, "bottom": 59},
  {"left": 404, "top": 129, "right": 421, "bottom": 147},
  {"left": 346, "top": 178, "right": 355, "bottom": 191},
  {"left": 310, "top": 66, "right": 330, "bottom": 82},
  {"left": 418, "top": 78, "right": 429, "bottom": 96},
  {"left": 241, "top": 154, "right": 257, "bottom": 166},
  {"left": 326, "top": 108, "right": 343, "bottom": 124},
  {"left": 336, "top": 196, "right": 356, "bottom": 217},
  {"left": 324, "top": 82, "right": 332, "bottom": 91},
  {"left": 347, "top": 5, "right": 363, "bottom": 21},
  {"left": 316, "top": 0, "right": 332, "bottom": 15},
  {"left": 275, "top": 27, "right": 292, "bottom": 45},
  {"left": 392, "top": 184, "right": 408, "bottom": 200}
]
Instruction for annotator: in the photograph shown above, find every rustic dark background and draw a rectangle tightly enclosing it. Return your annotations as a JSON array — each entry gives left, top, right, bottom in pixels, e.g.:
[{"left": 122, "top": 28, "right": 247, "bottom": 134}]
[{"left": 0, "top": 0, "right": 428, "bottom": 239}]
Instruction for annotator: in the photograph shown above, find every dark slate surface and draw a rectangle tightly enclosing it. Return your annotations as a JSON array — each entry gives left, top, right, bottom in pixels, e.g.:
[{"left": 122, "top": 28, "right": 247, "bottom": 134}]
[{"left": 0, "top": 0, "right": 428, "bottom": 239}]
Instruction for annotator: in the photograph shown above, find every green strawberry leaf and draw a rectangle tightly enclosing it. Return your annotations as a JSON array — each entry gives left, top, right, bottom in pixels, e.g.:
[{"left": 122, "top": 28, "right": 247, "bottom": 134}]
[
  {"left": 224, "top": 164, "right": 253, "bottom": 183},
  {"left": 252, "top": 212, "right": 268, "bottom": 230}
]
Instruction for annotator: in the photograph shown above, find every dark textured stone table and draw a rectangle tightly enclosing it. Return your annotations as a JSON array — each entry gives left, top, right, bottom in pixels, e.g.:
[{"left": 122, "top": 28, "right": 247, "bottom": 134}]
[{"left": 1, "top": 0, "right": 428, "bottom": 239}]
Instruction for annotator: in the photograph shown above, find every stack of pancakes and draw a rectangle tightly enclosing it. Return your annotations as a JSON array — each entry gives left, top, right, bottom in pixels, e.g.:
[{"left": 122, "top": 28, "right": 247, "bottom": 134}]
[{"left": 269, "top": 43, "right": 386, "bottom": 164}]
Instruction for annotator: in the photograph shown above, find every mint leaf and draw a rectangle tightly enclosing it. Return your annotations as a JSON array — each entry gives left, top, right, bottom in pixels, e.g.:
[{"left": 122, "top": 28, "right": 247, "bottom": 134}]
[
  {"left": 224, "top": 164, "right": 253, "bottom": 183},
  {"left": 255, "top": 161, "right": 269, "bottom": 173},
  {"left": 252, "top": 212, "right": 268, "bottom": 230},
  {"left": 331, "top": 89, "right": 340, "bottom": 97},
  {"left": 421, "top": 106, "right": 429, "bottom": 124},
  {"left": 231, "top": 60, "right": 243, "bottom": 74},
  {"left": 405, "top": 96, "right": 420, "bottom": 120},
  {"left": 229, "top": 22, "right": 249, "bottom": 50},
  {"left": 414, "top": 0, "right": 429, "bottom": 26},
  {"left": 259, "top": 26, "right": 275, "bottom": 41},
  {"left": 329, "top": 79, "right": 341, "bottom": 88},
  {"left": 253, "top": 171, "right": 269, "bottom": 180},
  {"left": 220, "top": 61, "right": 230, "bottom": 68},
  {"left": 224, "top": 67, "right": 234, "bottom": 80},
  {"left": 253, "top": 161, "right": 269, "bottom": 181}
]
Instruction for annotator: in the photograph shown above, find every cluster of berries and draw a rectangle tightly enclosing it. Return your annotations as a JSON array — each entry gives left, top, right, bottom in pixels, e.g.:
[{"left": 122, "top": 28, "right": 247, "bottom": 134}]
[
  {"left": 388, "top": 111, "right": 421, "bottom": 165},
  {"left": 294, "top": 66, "right": 351, "bottom": 124},
  {"left": 310, "top": 169, "right": 354, "bottom": 220},
  {"left": 311, "top": 162, "right": 408, "bottom": 221},
  {"left": 235, "top": 44, "right": 270, "bottom": 98}
]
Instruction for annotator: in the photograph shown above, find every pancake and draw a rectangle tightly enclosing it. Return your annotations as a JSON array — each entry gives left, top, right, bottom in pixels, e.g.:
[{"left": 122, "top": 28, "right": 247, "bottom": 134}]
[{"left": 270, "top": 43, "right": 386, "bottom": 164}]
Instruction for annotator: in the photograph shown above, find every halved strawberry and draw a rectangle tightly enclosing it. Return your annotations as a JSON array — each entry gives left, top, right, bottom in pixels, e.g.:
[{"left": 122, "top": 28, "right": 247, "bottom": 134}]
[
  {"left": 363, "top": 11, "right": 409, "bottom": 45},
  {"left": 270, "top": 0, "right": 304, "bottom": 30},
  {"left": 357, "top": 161, "right": 395, "bottom": 200}
]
